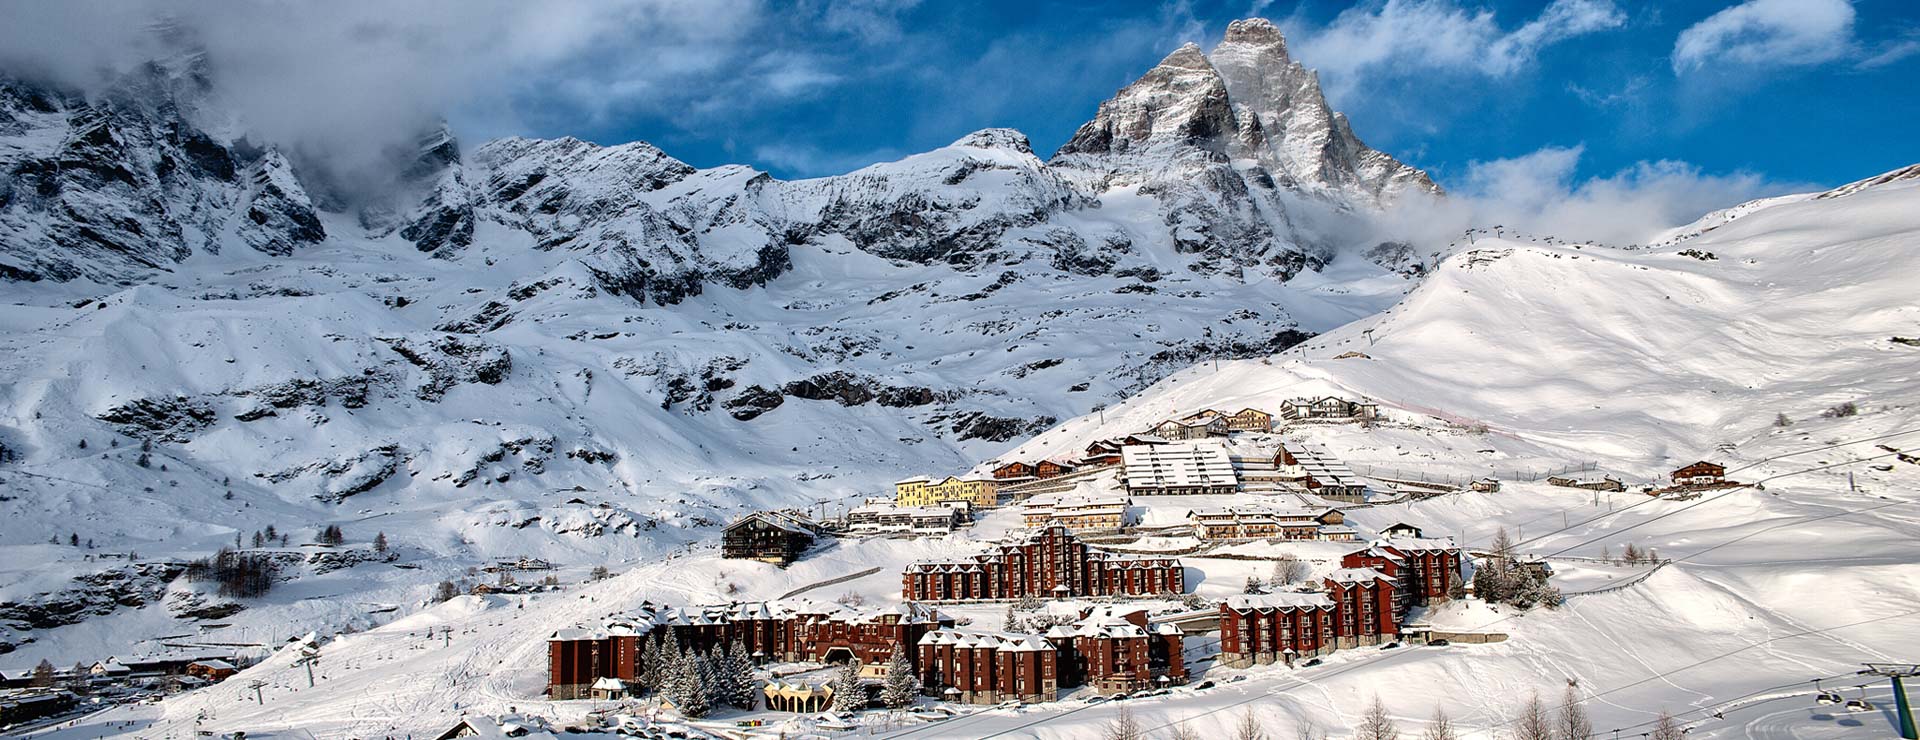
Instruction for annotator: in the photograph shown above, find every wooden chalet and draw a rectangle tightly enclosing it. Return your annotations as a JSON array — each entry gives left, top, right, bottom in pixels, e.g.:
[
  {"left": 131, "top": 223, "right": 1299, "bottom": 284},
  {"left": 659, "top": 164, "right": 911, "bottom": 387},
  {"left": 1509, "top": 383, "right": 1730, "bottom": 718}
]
[
  {"left": 1381, "top": 522, "right": 1424, "bottom": 539},
  {"left": 186, "top": 659, "right": 237, "bottom": 682},
  {"left": 1083, "top": 440, "right": 1126, "bottom": 466},
  {"left": 1153, "top": 416, "right": 1229, "bottom": 441},
  {"left": 722, "top": 511, "right": 823, "bottom": 566},
  {"left": 1670, "top": 461, "right": 1727, "bottom": 486},
  {"left": 1223, "top": 408, "right": 1274, "bottom": 432},
  {"left": 992, "top": 461, "right": 1038, "bottom": 480},
  {"left": 1034, "top": 459, "right": 1078, "bottom": 479}
]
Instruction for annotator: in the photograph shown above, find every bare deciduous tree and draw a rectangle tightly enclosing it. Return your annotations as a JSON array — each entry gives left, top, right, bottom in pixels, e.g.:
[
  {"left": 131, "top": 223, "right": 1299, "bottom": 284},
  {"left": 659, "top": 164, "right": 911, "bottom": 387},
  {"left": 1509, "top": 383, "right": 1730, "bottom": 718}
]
[
  {"left": 1650, "top": 710, "right": 1684, "bottom": 740},
  {"left": 1356, "top": 695, "right": 1399, "bottom": 740},
  {"left": 1420, "top": 707, "right": 1458, "bottom": 740},
  {"left": 1559, "top": 686, "right": 1593, "bottom": 740},
  {"left": 1103, "top": 705, "right": 1146, "bottom": 740},
  {"left": 1234, "top": 710, "right": 1268, "bottom": 740},
  {"left": 1272, "top": 553, "right": 1308, "bottom": 585},
  {"left": 1515, "top": 692, "right": 1554, "bottom": 740},
  {"left": 1165, "top": 720, "right": 1203, "bottom": 740}
]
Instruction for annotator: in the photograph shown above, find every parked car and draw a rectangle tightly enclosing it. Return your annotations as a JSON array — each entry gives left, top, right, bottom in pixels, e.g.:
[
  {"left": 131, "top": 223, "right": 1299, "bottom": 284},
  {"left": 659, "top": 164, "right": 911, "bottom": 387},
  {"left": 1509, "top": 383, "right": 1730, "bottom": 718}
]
[
  {"left": 1302, "top": 657, "right": 1323, "bottom": 667},
  {"left": 1192, "top": 680, "right": 1216, "bottom": 690},
  {"left": 1429, "top": 638, "right": 1452, "bottom": 647}
]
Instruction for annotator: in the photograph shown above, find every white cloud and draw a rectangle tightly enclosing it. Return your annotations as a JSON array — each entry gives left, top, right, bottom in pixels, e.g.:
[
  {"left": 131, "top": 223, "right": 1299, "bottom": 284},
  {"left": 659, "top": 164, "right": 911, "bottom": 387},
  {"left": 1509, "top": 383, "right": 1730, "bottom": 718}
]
[
  {"left": 1858, "top": 32, "right": 1920, "bottom": 69},
  {"left": 1286, "top": 0, "right": 1625, "bottom": 98},
  {"left": 1671, "top": 0, "right": 1856, "bottom": 73},
  {"left": 1316, "top": 145, "right": 1808, "bottom": 250},
  {"left": 752, "top": 142, "right": 902, "bottom": 178},
  {"left": 0, "top": 0, "right": 770, "bottom": 178}
]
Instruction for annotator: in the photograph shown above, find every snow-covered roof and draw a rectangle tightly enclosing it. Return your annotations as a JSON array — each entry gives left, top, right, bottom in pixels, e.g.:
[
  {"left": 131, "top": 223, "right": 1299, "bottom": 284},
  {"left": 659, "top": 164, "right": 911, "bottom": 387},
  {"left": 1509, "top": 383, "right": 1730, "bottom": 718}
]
[
  {"left": 1384, "top": 536, "right": 1457, "bottom": 553},
  {"left": 1327, "top": 567, "right": 1393, "bottom": 585},
  {"left": 1225, "top": 592, "right": 1336, "bottom": 611},
  {"left": 190, "top": 659, "right": 235, "bottom": 670},
  {"left": 1123, "top": 441, "right": 1239, "bottom": 491},
  {"left": 896, "top": 475, "right": 932, "bottom": 484},
  {"left": 919, "top": 629, "right": 1056, "bottom": 652},
  {"left": 591, "top": 677, "right": 626, "bottom": 690}
]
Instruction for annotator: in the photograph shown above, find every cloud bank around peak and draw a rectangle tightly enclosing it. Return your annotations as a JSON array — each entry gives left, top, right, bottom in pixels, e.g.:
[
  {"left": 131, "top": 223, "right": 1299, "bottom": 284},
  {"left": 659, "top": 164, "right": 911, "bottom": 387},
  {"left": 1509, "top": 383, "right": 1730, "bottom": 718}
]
[
  {"left": 1310, "top": 145, "right": 1811, "bottom": 257},
  {"left": 0, "top": 0, "right": 828, "bottom": 176}
]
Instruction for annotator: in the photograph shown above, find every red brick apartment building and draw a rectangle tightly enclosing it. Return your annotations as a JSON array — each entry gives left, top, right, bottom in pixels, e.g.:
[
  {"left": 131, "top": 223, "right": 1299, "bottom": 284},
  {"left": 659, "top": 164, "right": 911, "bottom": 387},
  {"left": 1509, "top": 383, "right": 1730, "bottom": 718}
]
[
  {"left": 548, "top": 601, "right": 949, "bottom": 700},
  {"left": 902, "top": 526, "right": 1185, "bottom": 602},
  {"left": 918, "top": 606, "right": 1186, "bottom": 704}
]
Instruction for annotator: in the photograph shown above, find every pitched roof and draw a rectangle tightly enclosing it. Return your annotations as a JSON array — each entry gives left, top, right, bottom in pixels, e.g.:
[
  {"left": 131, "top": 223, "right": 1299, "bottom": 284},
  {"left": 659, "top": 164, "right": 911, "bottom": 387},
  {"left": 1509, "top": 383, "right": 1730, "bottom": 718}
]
[{"left": 1225, "top": 592, "right": 1335, "bottom": 611}]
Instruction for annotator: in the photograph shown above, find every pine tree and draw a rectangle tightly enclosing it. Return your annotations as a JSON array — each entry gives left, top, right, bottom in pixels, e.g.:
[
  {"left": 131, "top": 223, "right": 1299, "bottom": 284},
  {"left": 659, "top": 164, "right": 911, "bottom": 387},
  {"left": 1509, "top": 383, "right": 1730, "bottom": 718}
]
[
  {"left": 31, "top": 659, "right": 55, "bottom": 687},
  {"left": 1003, "top": 604, "right": 1019, "bottom": 631},
  {"left": 433, "top": 580, "right": 457, "bottom": 602},
  {"left": 638, "top": 635, "right": 662, "bottom": 696},
  {"left": 704, "top": 644, "right": 733, "bottom": 715},
  {"left": 1244, "top": 575, "right": 1266, "bottom": 594},
  {"left": 829, "top": 662, "right": 865, "bottom": 713},
  {"left": 373, "top": 532, "right": 388, "bottom": 553},
  {"left": 1622, "top": 543, "right": 1642, "bottom": 564},
  {"left": 68, "top": 533, "right": 79, "bottom": 546},
  {"left": 136, "top": 452, "right": 150, "bottom": 468},
  {"left": 677, "top": 648, "right": 711, "bottom": 719},
  {"left": 727, "top": 639, "right": 757, "bottom": 709},
  {"left": 252, "top": 531, "right": 265, "bottom": 548},
  {"left": 659, "top": 630, "right": 691, "bottom": 709},
  {"left": 1356, "top": 695, "right": 1399, "bottom": 740},
  {"left": 880, "top": 643, "right": 919, "bottom": 709}
]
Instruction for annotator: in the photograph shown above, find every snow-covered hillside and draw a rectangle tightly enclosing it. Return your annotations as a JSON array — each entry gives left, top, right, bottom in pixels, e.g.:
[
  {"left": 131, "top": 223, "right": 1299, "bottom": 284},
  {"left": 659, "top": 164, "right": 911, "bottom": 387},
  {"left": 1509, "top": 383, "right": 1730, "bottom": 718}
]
[
  {"left": 38, "top": 161, "right": 1912, "bottom": 740},
  {"left": 0, "top": 18, "right": 1435, "bottom": 663},
  {"left": 1004, "top": 165, "right": 1920, "bottom": 481}
]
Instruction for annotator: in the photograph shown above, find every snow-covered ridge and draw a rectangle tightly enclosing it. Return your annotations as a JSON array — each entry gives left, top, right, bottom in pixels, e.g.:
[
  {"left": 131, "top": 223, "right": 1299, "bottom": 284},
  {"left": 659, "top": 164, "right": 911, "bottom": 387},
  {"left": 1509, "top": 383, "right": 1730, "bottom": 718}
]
[{"left": 1004, "top": 163, "right": 1920, "bottom": 479}]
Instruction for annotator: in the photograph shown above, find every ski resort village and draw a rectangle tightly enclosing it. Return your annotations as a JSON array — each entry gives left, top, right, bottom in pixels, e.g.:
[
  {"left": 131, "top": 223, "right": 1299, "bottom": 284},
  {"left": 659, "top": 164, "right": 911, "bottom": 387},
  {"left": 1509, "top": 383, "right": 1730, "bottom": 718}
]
[{"left": 5, "top": 4, "right": 1920, "bottom": 740}]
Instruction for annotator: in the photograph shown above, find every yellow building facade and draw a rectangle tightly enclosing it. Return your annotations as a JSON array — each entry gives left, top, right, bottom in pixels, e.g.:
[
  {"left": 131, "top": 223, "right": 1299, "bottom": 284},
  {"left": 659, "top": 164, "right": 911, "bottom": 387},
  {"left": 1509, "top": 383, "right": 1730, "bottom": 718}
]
[{"left": 895, "top": 474, "right": 1000, "bottom": 508}]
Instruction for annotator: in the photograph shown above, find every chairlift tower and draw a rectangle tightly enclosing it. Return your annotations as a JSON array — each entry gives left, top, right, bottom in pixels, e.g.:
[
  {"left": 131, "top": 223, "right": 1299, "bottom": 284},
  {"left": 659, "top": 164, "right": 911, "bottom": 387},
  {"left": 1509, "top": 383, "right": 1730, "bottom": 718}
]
[{"left": 1860, "top": 663, "right": 1920, "bottom": 738}]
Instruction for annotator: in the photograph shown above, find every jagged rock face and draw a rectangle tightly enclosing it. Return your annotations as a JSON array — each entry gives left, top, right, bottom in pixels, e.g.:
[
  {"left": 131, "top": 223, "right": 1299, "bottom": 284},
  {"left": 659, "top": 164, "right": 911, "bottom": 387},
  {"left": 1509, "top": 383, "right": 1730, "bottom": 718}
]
[
  {"left": 1208, "top": 18, "right": 1438, "bottom": 200},
  {"left": 468, "top": 137, "right": 793, "bottom": 303},
  {"left": 1050, "top": 17, "right": 1439, "bottom": 279},
  {"left": 0, "top": 60, "right": 329, "bottom": 283},
  {"left": 789, "top": 128, "right": 1088, "bottom": 268},
  {"left": 1055, "top": 44, "right": 1239, "bottom": 163}
]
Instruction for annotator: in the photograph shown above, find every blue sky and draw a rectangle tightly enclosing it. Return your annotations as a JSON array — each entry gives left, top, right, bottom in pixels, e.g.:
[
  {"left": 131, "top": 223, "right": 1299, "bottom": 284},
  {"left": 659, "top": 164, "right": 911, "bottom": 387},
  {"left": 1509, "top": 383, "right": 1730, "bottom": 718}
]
[
  {"left": 8, "top": 0, "right": 1912, "bottom": 201},
  {"left": 479, "top": 0, "right": 1920, "bottom": 193}
]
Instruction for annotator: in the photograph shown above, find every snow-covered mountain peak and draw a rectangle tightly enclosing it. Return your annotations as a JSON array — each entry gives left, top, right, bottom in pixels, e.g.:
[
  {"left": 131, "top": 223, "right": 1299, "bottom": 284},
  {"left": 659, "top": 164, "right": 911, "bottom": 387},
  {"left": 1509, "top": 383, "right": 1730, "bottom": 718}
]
[
  {"left": 950, "top": 127, "right": 1033, "bottom": 154},
  {"left": 1221, "top": 17, "right": 1290, "bottom": 53}
]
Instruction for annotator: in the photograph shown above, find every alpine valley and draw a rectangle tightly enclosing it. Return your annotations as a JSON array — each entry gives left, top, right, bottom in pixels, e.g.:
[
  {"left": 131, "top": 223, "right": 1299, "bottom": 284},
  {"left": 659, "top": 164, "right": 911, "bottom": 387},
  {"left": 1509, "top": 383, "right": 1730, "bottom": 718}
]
[{"left": 2, "top": 13, "right": 1919, "bottom": 740}]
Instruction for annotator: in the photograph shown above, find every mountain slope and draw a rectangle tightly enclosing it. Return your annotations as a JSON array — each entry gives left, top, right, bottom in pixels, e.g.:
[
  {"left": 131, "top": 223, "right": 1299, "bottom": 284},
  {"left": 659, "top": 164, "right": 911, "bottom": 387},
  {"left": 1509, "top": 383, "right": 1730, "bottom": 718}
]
[
  {"left": 0, "top": 40, "right": 1431, "bottom": 657},
  {"left": 1003, "top": 163, "right": 1920, "bottom": 476}
]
